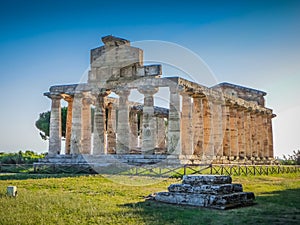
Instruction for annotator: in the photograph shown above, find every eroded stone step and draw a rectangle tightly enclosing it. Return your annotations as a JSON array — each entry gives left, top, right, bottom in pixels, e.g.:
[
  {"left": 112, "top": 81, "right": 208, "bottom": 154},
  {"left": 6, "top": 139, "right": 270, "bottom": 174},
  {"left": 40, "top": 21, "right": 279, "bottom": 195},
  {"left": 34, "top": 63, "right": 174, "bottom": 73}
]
[
  {"left": 182, "top": 175, "right": 232, "bottom": 185},
  {"left": 154, "top": 191, "right": 255, "bottom": 209},
  {"left": 168, "top": 183, "right": 243, "bottom": 194}
]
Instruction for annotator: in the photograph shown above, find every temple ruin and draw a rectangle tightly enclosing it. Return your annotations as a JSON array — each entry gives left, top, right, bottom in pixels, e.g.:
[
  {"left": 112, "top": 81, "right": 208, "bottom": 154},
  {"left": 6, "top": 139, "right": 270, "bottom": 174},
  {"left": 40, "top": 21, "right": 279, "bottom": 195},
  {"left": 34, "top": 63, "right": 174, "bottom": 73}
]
[{"left": 41, "top": 35, "right": 276, "bottom": 166}]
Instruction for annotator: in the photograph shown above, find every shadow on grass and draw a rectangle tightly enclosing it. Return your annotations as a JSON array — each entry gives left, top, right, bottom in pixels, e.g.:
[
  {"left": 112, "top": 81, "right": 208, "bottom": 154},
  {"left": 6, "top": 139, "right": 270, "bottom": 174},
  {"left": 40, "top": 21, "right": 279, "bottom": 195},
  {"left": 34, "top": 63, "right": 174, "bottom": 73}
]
[
  {"left": 0, "top": 173, "right": 92, "bottom": 180},
  {"left": 119, "top": 188, "right": 300, "bottom": 225}
]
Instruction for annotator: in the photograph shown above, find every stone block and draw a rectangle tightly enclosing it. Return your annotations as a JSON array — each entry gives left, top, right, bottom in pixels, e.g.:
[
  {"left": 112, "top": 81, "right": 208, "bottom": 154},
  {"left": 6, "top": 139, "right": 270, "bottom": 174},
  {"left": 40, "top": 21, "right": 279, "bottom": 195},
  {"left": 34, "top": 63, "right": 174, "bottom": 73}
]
[
  {"left": 154, "top": 191, "right": 254, "bottom": 209},
  {"left": 152, "top": 175, "right": 254, "bottom": 209},
  {"left": 7, "top": 186, "right": 17, "bottom": 197},
  {"left": 182, "top": 175, "right": 232, "bottom": 185},
  {"left": 168, "top": 183, "right": 243, "bottom": 194}
]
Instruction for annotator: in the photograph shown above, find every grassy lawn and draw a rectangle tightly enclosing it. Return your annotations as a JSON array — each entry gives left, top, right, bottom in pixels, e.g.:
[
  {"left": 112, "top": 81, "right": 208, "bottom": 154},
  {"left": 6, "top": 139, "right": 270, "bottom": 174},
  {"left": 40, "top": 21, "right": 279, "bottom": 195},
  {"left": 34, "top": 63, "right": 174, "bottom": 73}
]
[{"left": 0, "top": 173, "right": 299, "bottom": 225}]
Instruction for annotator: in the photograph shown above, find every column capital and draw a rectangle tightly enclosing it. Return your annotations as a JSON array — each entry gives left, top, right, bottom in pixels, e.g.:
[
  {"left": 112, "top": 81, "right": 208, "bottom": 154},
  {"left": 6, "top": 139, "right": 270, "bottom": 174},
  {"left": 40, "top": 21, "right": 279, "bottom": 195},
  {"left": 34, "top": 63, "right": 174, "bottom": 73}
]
[
  {"left": 169, "top": 85, "right": 184, "bottom": 94},
  {"left": 236, "top": 105, "right": 247, "bottom": 111},
  {"left": 191, "top": 92, "right": 206, "bottom": 98},
  {"left": 114, "top": 88, "right": 130, "bottom": 97},
  {"left": 137, "top": 86, "right": 158, "bottom": 96},
  {"left": 45, "top": 92, "right": 62, "bottom": 100},
  {"left": 82, "top": 96, "right": 93, "bottom": 106},
  {"left": 73, "top": 91, "right": 84, "bottom": 99},
  {"left": 91, "top": 88, "right": 111, "bottom": 97},
  {"left": 62, "top": 94, "right": 74, "bottom": 103}
]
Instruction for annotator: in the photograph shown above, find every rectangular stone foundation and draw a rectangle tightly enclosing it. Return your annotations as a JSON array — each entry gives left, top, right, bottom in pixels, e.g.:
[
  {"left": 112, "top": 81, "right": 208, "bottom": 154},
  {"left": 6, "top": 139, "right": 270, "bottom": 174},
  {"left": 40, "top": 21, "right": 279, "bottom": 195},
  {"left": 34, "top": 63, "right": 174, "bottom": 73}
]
[{"left": 153, "top": 175, "right": 255, "bottom": 209}]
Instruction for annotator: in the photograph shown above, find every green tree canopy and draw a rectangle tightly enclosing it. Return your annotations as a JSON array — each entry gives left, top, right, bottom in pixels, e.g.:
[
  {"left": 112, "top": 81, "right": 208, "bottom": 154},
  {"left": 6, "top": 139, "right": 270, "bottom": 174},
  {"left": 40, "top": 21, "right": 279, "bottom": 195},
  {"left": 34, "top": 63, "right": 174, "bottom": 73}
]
[
  {"left": 35, "top": 107, "right": 67, "bottom": 140},
  {"left": 281, "top": 150, "right": 300, "bottom": 165},
  {"left": 35, "top": 107, "right": 94, "bottom": 140}
]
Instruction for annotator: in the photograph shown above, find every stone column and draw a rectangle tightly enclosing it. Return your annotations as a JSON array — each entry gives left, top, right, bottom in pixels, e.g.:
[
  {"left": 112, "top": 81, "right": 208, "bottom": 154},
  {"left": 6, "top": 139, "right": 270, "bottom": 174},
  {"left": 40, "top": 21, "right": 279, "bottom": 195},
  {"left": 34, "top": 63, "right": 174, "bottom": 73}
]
[
  {"left": 70, "top": 93, "right": 83, "bottom": 154},
  {"left": 81, "top": 95, "right": 92, "bottom": 154},
  {"left": 267, "top": 113, "right": 275, "bottom": 159},
  {"left": 229, "top": 105, "right": 238, "bottom": 159},
  {"left": 116, "top": 89, "right": 131, "bottom": 154},
  {"left": 180, "top": 93, "right": 193, "bottom": 155},
  {"left": 138, "top": 113, "right": 142, "bottom": 147},
  {"left": 222, "top": 103, "right": 231, "bottom": 158},
  {"left": 250, "top": 112, "right": 257, "bottom": 158},
  {"left": 203, "top": 97, "right": 213, "bottom": 159},
  {"left": 237, "top": 107, "right": 245, "bottom": 159},
  {"left": 262, "top": 112, "right": 269, "bottom": 158},
  {"left": 64, "top": 96, "right": 73, "bottom": 155},
  {"left": 48, "top": 94, "right": 62, "bottom": 156},
  {"left": 192, "top": 95, "right": 204, "bottom": 157},
  {"left": 256, "top": 112, "right": 263, "bottom": 158},
  {"left": 156, "top": 117, "right": 166, "bottom": 149},
  {"left": 212, "top": 101, "right": 223, "bottom": 157},
  {"left": 93, "top": 91, "right": 110, "bottom": 155},
  {"left": 244, "top": 109, "right": 252, "bottom": 159},
  {"left": 138, "top": 86, "right": 158, "bottom": 154},
  {"left": 168, "top": 87, "right": 181, "bottom": 155},
  {"left": 107, "top": 102, "right": 116, "bottom": 154},
  {"left": 129, "top": 111, "right": 139, "bottom": 150}
]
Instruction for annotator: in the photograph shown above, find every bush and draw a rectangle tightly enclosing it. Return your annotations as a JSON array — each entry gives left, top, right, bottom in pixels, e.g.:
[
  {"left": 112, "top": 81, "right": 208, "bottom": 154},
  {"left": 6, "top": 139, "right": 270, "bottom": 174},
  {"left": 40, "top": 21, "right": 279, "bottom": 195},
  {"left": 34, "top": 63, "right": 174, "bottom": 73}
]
[
  {"left": 281, "top": 150, "right": 300, "bottom": 165},
  {"left": 0, "top": 150, "right": 46, "bottom": 164}
]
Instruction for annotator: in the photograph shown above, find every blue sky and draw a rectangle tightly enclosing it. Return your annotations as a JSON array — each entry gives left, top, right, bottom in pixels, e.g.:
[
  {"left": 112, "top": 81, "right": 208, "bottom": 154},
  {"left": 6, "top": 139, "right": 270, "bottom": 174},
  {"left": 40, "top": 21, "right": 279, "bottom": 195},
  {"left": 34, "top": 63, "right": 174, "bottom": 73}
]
[{"left": 0, "top": 0, "right": 299, "bottom": 157}]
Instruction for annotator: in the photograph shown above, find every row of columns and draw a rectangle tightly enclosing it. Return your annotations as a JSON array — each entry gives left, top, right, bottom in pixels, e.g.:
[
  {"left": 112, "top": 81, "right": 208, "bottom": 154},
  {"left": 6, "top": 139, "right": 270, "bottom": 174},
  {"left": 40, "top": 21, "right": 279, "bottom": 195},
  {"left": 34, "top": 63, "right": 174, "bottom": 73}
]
[
  {"left": 47, "top": 88, "right": 274, "bottom": 160},
  {"left": 47, "top": 86, "right": 174, "bottom": 156},
  {"left": 179, "top": 93, "right": 274, "bottom": 159}
]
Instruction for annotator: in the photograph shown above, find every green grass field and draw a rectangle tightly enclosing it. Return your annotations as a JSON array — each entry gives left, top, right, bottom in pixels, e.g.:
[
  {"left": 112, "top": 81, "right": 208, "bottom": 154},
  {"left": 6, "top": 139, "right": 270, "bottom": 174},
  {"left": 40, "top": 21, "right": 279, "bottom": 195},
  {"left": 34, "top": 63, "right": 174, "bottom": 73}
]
[{"left": 0, "top": 173, "right": 299, "bottom": 225}]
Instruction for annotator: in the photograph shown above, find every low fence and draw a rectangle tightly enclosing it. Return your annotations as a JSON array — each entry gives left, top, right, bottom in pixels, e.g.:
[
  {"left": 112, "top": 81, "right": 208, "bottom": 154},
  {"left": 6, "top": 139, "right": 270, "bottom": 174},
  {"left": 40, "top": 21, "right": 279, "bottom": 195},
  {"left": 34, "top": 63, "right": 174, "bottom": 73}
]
[
  {"left": 1, "top": 163, "right": 299, "bottom": 176},
  {"left": 202, "top": 164, "right": 300, "bottom": 176},
  {"left": 0, "top": 164, "right": 34, "bottom": 173}
]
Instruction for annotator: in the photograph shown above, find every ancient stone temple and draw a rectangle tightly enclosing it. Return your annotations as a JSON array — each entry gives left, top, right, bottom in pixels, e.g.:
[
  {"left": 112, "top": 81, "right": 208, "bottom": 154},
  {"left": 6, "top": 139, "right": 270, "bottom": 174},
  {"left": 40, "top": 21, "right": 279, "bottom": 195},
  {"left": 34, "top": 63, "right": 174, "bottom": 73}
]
[{"left": 42, "top": 35, "right": 276, "bottom": 166}]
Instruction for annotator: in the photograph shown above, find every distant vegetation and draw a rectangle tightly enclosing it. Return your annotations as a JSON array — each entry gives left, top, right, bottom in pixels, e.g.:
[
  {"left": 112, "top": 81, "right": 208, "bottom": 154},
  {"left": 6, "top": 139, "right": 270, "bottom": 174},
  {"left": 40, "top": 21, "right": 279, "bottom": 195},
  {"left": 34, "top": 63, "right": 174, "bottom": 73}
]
[
  {"left": 0, "top": 151, "right": 46, "bottom": 164},
  {"left": 281, "top": 150, "right": 300, "bottom": 165}
]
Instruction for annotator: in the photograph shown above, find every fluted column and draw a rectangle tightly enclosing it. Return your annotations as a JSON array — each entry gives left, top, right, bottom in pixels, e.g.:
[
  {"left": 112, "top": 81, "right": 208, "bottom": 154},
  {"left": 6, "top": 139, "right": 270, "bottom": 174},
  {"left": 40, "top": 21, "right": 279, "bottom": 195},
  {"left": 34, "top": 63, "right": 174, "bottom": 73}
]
[
  {"left": 64, "top": 96, "right": 73, "bottom": 155},
  {"left": 70, "top": 93, "right": 83, "bottom": 154},
  {"left": 138, "top": 113, "right": 143, "bottom": 147},
  {"left": 81, "top": 95, "right": 92, "bottom": 154},
  {"left": 156, "top": 117, "right": 166, "bottom": 149},
  {"left": 168, "top": 87, "right": 181, "bottom": 155},
  {"left": 262, "top": 112, "right": 269, "bottom": 158},
  {"left": 229, "top": 105, "right": 238, "bottom": 159},
  {"left": 244, "top": 109, "right": 252, "bottom": 159},
  {"left": 116, "top": 89, "right": 131, "bottom": 154},
  {"left": 48, "top": 94, "right": 62, "bottom": 156},
  {"left": 256, "top": 112, "right": 263, "bottom": 158},
  {"left": 222, "top": 103, "right": 231, "bottom": 158},
  {"left": 107, "top": 102, "right": 116, "bottom": 154},
  {"left": 129, "top": 111, "right": 139, "bottom": 150},
  {"left": 212, "top": 101, "right": 223, "bottom": 157},
  {"left": 267, "top": 113, "right": 275, "bottom": 158},
  {"left": 250, "top": 112, "right": 258, "bottom": 158},
  {"left": 138, "top": 86, "right": 158, "bottom": 154},
  {"left": 203, "top": 97, "right": 213, "bottom": 159},
  {"left": 192, "top": 95, "right": 204, "bottom": 156},
  {"left": 181, "top": 93, "right": 193, "bottom": 155},
  {"left": 237, "top": 107, "right": 245, "bottom": 159},
  {"left": 93, "top": 91, "right": 110, "bottom": 155}
]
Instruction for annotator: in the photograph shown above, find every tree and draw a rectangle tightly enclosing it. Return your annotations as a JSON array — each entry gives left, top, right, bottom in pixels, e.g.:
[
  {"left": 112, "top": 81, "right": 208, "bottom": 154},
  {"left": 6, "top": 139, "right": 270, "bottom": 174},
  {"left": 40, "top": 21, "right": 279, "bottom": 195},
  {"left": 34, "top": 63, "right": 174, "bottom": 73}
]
[
  {"left": 35, "top": 107, "right": 67, "bottom": 140},
  {"left": 35, "top": 107, "right": 94, "bottom": 140},
  {"left": 281, "top": 150, "right": 300, "bottom": 165}
]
